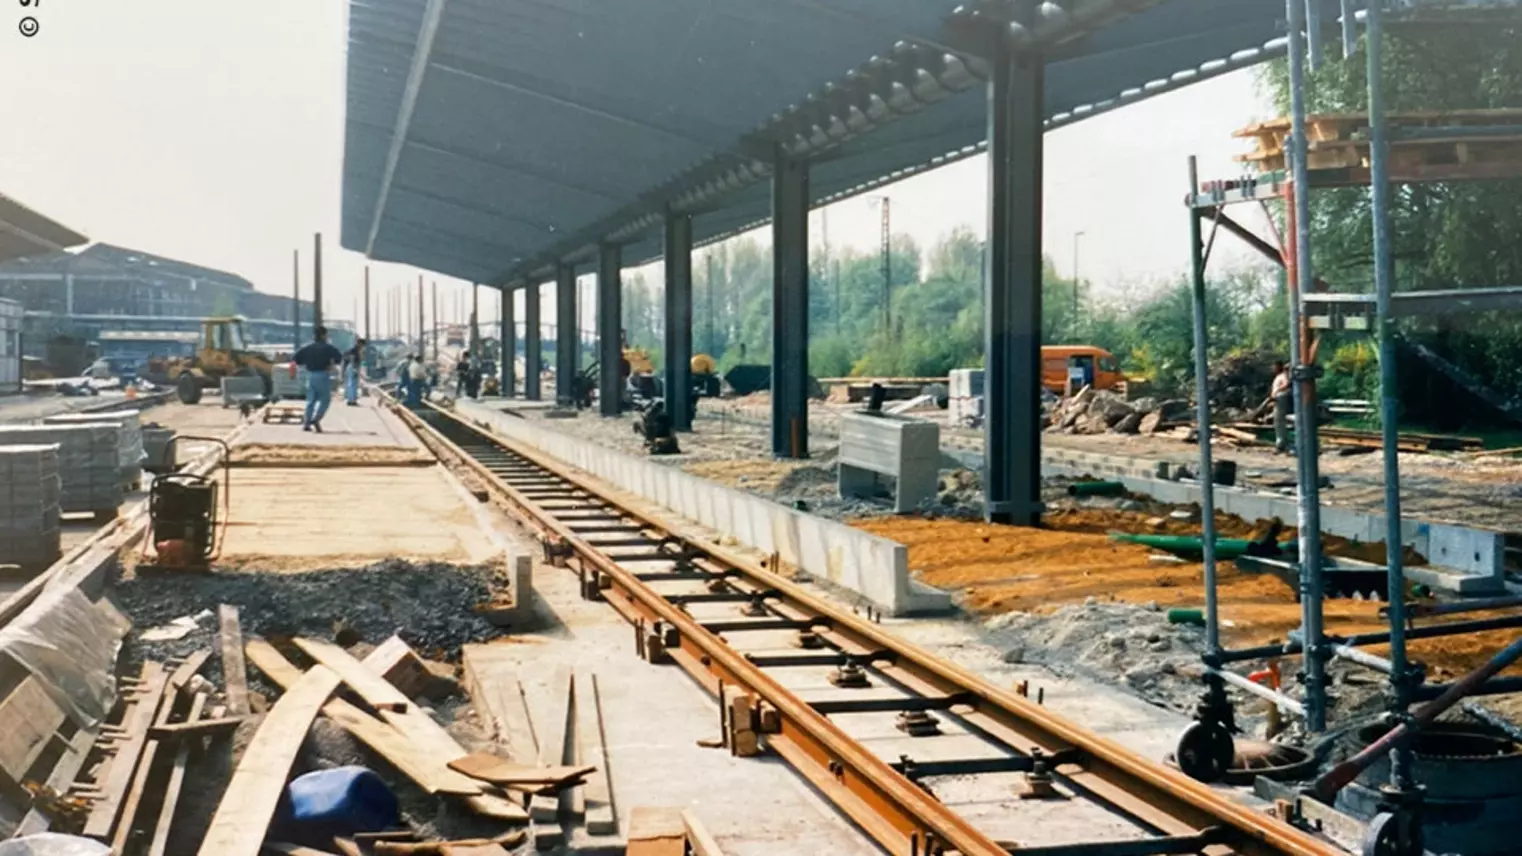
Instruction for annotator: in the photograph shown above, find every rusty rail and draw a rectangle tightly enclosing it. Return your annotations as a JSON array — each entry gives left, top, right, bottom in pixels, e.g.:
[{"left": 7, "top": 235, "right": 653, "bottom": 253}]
[{"left": 400, "top": 400, "right": 1347, "bottom": 856}]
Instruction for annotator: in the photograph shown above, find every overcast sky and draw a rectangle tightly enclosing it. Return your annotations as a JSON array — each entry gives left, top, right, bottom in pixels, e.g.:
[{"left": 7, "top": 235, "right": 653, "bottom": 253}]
[{"left": 2, "top": 0, "right": 1278, "bottom": 336}]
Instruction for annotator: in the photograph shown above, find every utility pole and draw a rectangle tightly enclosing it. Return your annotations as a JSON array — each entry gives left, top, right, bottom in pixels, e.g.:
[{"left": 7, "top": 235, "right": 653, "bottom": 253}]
[
  {"left": 431, "top": 280, "right": 439, "bottom": 361},
  {"left": 292, "top": 249, "right": 301, "bottom": 351},
  {"left": 363, "top": 267, "right": 371, "bottom": 342},
  {"left": 867, "top": 196, "right": 891, "bottom": 332},
  {"left": 313, "top": 233, "right": 324, "bottom": 331},
  {"left": 1072, "top": 230, "right": 1086, "bottom": 342},
  {"left": 471, "top": 283, "right": 480, "bottom": 352},
  {"left": 416, "top": 274, "right": 424, "bottom": 356}
]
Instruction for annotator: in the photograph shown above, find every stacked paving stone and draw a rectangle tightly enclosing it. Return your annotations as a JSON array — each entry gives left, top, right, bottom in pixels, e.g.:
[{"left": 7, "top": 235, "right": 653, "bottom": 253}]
[
  {"left": 0, "top": 424, "right": 125, "bottom": 515},
  {"left": 0, "top": 444, "right": 62, "bottom": 570},
  {"left": 44, "top": 410, "right": 146, "bottom": 488}
]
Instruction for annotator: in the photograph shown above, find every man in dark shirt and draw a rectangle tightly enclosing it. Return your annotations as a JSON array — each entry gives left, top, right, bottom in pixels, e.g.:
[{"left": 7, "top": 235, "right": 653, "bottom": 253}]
[{"left": 292, "top": 325, "right": 344, "bottom": 432}]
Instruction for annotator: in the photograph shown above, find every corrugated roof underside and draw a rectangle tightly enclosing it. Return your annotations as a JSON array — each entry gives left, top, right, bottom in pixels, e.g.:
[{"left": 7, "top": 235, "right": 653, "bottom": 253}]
[{"left": 343, "top": 0, "right": 1288, "bottom": 283}]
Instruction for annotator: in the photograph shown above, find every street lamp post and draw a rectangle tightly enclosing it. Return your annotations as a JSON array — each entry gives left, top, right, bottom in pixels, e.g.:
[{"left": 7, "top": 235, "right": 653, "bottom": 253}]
[{"left": 1071, "top": 230, "right": 1086, "bottom": 342}]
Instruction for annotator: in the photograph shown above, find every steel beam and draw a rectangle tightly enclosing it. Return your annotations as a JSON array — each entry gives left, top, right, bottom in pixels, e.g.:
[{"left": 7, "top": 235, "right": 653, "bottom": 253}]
[
  {"left": 501, "top": 284, "right": 515, "bottom": 396},
  {"left": 556, "top": 264, "right": 577, "bottom": 405},
  {"left": 524, "top": 282, "right": 542, "bottom": 401},
  {"left": 598, "top": 242, "right": 623, "bottom": 417},
  {"left": 771, "top": 151, "right": 810, "bottom": 459},
  {"left": 664, "top": 211, "right": 694, "bottom": 431},
  {"left": 983, "top": 18, "right": 1044, "bottom": 526}
]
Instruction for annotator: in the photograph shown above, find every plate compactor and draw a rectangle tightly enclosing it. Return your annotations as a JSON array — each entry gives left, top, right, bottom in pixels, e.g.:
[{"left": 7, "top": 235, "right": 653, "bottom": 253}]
[{"left": 146, "top": 436, "right": 229, "bottom": 571}]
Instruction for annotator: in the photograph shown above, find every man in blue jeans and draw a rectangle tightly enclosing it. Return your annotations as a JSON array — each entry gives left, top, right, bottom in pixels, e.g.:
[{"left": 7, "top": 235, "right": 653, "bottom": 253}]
[{"left": 292, "top": 325, "right": 345, "bottom": 432}]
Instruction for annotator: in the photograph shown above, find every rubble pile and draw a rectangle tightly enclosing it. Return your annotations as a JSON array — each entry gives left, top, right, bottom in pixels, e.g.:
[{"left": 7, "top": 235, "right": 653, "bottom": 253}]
[{"left": 1045, "top": 387, "right": 1191, "bottom": 437}]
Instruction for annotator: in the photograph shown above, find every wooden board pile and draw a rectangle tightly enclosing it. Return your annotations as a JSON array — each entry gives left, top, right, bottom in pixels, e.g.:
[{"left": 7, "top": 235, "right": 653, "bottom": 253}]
[{"left": 20, "top": 604, "right": 631, "bottom": 855}]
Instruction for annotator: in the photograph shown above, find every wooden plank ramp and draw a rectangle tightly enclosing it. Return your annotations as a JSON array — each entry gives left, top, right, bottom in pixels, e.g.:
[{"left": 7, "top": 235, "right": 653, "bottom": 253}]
[{"left": 196, "top": 663, "right": 343, "bottom": 856}]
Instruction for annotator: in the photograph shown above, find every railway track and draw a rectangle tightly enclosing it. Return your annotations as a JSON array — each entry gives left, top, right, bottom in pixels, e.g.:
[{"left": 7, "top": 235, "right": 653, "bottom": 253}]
[{"left": 404, "top": 401, "right": 1349, "bottom": 856}]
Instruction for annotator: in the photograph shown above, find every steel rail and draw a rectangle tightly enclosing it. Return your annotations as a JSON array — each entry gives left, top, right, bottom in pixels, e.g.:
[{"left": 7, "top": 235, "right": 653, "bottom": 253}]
[{"left": 402, "top": 401, "right": 1345, "bottom": 856}]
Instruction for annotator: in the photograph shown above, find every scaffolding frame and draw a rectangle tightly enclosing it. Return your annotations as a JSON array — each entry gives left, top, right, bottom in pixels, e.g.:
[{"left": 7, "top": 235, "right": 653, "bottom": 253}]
[{"left": 1179, "top": 1, "right": 1522, "bottom": 852}]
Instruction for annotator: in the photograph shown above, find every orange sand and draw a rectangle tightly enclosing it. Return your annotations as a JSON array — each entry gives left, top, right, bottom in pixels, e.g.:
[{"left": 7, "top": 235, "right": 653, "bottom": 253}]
[{"left": 853, "top": 516, "right": 1519, "bottom": 681}]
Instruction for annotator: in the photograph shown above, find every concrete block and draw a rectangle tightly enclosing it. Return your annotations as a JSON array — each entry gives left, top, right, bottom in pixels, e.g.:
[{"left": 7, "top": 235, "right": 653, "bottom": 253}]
[
  {"left": 1426, "top": 524, "right": 1505, "bottom": 582},
  {"left": 838, "top": 412, "right": 940, "bottom": 514}
]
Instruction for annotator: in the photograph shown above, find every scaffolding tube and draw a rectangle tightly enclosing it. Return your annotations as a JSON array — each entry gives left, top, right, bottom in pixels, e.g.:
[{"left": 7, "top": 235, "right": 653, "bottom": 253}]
[
  {"left": 1364, "top": 0, "right": 1416, "bottom": 794},
  {"left": 1284, "top": 0, "right": 1331, "bottom": 734},
  {"left": 1211, "top": 668, "right": 1307, "bottom": 717}
]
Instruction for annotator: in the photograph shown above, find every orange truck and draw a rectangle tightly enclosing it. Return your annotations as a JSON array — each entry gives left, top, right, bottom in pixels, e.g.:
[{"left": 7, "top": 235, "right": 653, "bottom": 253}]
[{"left": 1041, "top": 345, "right": 1123, "bottom": 395}]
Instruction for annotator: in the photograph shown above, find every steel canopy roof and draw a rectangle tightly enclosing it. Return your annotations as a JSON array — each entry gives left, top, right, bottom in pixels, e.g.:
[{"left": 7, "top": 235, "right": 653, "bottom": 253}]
[
  {"left": 342, "top": 0, "right": 1297, "bottom": 287},
  {"left": 0, "top": 192, "right": 87, "bottom": 264}
]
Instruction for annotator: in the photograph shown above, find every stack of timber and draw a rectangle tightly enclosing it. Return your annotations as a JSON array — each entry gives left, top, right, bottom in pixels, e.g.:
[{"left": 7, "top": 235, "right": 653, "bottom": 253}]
[{"left": 1235, "top": 109, "right": 1522, "bottom": 179}]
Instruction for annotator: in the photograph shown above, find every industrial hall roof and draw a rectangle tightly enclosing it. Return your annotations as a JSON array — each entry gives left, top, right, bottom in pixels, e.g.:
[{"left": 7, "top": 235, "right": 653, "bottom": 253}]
[
  {"left": 341, "top": 0, "right": 1298, "bottom": 288},
  {"left": 0, "top": 193, "right": 87, "bottom": 265}
]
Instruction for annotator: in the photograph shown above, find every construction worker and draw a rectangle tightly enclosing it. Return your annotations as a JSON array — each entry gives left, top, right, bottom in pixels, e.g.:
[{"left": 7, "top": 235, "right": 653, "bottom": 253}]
[
  {"left": 292, "top": 325, "right": 344, "bottom": 433},
  {"left": 343, "top": 337, "right": 366, "bottom": 406},
  {"left": 455, "top": 350, "right": 472, "bottom": 398},
  {"left": 406, "top": 354, "right": 428, "bottom": 407},
  {"left": 395, "top": 353, "right": 414, "bottom": 399},
  {"left": 1269, "top": 360, "right": 1293, "bottom": 454},
  {"left": 634, "top": 399, "right": 680, "bottom": 455}
]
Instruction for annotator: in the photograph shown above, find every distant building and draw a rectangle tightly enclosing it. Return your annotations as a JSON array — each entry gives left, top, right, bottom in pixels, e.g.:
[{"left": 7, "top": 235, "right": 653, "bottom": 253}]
[{"left": 0, "top": 243, "right": 343, "bottom": 355}]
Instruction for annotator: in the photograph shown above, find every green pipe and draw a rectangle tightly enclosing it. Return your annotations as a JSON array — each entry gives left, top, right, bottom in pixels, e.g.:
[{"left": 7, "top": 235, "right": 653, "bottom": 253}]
[
  {"left": 1067, "top": 480, "right": 1126, "bottom": 497},
  {"left": 1167, "top": 608, "right": 1206, "bottom": 627},
  {"left": 1110, "top": 533, "right": 1284, "bottom": 560}
]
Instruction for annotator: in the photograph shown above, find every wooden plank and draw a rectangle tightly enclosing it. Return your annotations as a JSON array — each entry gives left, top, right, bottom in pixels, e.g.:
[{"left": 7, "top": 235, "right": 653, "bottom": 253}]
[
  {"left": 530, "top": 666, "right": 573, "bottom": 850},
  {"left": 446, "top": 754, "right": 592, "bottom": 787},
  {"left": 219, "top": 605, "right": 251, "bottom": 716},
  {"left": 149, "top": 716, "right": 246, "bottom": 740},
  {"left": 575, "top": 672, "right": 615, "bottom": 835},
  {"left": 146, "top": 691, "right": 209, "bottom": 856},
  {"left": 245, "top": 640, "right": 482, "bottom": 798},
  {"left": 682, "top": 809, "right": 724, "bottom": 856},
  {"left": 461, "top": 644, "right": 537, "bottom": 763},
  {"left": 167, "top": 649, "right": 212, "bottom": 690},
  {"left": 112, "top": 656, "right": 196, "bottom": 853},
  {"left": 295, "top": 638, "right": 414, "bottom": 710},
  {"left": 196, "top": 664, "right": 343, "bottom": 856},
  {"left": 627, "top": 805, "right": 686, "bottom": 856},
  {"left": 83, "top": 660, "right": 168, "bottom": 838}
]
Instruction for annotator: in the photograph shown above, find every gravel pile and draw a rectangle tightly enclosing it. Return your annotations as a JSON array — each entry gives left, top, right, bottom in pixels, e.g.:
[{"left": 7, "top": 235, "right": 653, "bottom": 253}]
[
  {"left": 116, "top": 559, "right": 504, "bottom": 676},
  {"left": 987, "top": 600, "right": 1208, "bottom": 715}
]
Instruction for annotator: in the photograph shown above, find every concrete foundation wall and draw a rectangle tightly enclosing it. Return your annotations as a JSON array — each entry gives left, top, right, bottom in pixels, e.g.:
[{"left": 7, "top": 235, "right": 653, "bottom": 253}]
[{"left": 459, "top": 402, "right": 946, "bottom": 615}]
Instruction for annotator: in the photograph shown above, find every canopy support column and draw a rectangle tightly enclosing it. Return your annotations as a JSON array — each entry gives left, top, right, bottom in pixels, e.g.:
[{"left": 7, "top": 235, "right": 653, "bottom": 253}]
[{"left": 983, "top": 18, "right": 1045, "bottom": 526}]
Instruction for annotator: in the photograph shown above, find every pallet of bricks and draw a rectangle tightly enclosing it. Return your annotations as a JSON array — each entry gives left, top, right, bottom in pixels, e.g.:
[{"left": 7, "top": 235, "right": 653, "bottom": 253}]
[
  {"left": 0, "top": 444, "right": 62, "bottom": 573},
  {"left": 0, "top": 424, "right": 124, "bottom": 523},
  {"left": 43, "top": 410, "right": 147, "bottom": 492}
]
